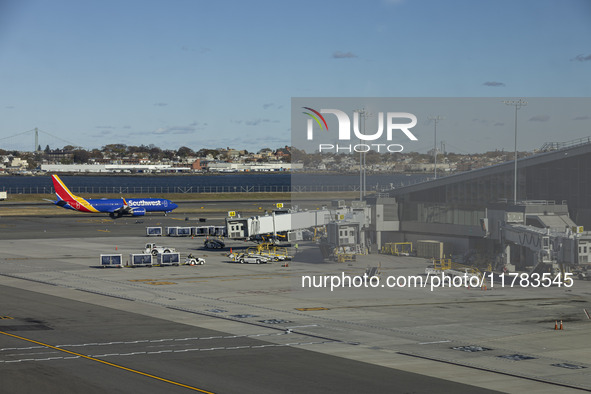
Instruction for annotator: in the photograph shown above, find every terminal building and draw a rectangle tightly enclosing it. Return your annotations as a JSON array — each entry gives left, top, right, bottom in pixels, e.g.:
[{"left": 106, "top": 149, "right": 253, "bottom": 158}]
[
  {"left": 377, "top": 138, "right": 591, "bottom": 270},
  {"left": 226, "top": 138, "right": 591, "bottom": 272}
]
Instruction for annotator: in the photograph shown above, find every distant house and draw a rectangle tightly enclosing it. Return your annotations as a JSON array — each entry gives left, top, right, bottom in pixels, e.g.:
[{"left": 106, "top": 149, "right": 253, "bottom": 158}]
[{"left": 192, "top": 159, "right": 203, "bottom": 171}]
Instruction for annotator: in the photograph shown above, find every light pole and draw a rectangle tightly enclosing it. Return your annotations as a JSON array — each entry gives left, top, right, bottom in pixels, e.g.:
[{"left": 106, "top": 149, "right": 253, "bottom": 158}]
[
  {"left": 430, "top": 116, "right": 444, "bottom": 179},
  {"left": 503, "top": 99, "right": 527, "bottom": 204},
  {"left": 355, "top": 108, "right": 371, "bottom": 200}
]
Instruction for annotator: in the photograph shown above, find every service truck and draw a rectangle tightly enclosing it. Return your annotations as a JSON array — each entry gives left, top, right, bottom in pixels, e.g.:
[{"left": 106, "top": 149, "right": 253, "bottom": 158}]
[{"left": 144, "top": 243, "right": 176, "bottom": 256}]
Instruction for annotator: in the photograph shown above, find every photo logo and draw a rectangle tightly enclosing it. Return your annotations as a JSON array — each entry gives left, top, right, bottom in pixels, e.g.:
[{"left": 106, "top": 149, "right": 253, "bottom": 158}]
[
  {"left": 303, "top": 107, "right": 418, "bottom": 153},
  {"left": 302, "top": 107, "right": 328, "bottom": 132}
]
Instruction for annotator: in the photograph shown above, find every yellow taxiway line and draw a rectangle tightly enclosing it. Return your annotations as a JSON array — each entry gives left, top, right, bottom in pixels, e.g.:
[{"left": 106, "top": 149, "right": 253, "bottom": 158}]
[{"left": 0, "top": 330, "right": 215, "bottom": 393}]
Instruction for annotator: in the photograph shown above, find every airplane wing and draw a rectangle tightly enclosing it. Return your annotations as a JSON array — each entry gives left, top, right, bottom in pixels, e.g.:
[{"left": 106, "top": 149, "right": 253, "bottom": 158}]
[
  {"left": 108, "top": 198, "right": 150, "bottom": 217},
  {"left": 110, "top": 198, "right": 132, "bottom": 215}
]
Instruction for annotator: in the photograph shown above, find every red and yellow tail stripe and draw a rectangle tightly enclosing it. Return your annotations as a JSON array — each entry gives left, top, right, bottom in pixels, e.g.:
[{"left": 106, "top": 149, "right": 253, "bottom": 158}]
[{"left": 51, "top": 175, "right": 100, "bottom": 213}]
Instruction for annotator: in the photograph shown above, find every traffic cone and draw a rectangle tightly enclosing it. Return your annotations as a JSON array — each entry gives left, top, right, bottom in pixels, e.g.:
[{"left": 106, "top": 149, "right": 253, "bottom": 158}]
[
  {"left": 560, "top": 320, "right": 563, "bottom": 330},
  {"left": 554, "top": 321, "right": 558, "bottom": 330},
  {"left": 115, "top": 245, "right": 118, "bottom": 251}
]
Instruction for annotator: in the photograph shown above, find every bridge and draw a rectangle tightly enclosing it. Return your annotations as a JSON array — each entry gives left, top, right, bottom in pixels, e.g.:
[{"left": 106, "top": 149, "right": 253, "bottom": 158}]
[{"left": 0, "top": 128, "right": 80, "bottom": 152}]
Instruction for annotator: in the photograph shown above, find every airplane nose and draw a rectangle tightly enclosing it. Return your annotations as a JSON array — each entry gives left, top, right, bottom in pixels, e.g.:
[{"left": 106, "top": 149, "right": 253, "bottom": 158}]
[{"left": 170, "top": 202, "right": 178, "bottom": 210}]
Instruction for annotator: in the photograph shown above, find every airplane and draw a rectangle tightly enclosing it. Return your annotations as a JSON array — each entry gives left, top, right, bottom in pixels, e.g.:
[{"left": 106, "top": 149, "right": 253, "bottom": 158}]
[{"left": 49, "top": 174, "right": 178, "bottom": 217}]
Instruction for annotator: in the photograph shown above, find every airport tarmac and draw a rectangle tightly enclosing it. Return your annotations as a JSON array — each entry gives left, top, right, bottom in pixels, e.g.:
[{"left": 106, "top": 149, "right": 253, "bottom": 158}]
[{"left": 1, "top": 210, "right": 590, "bottom": 393}]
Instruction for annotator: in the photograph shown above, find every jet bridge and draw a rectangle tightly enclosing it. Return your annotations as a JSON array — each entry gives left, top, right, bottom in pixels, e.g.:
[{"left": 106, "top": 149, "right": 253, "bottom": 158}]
[
  {"left": 226, "top": 208, "right": 336, "bottom": 240},
  {"left": 225, "top": 203, "right": 370, "bottom": 245},
  {"left": 486, "top": 202, "right": 581, "bottom": 272},
  {"left": 500, "top": 223, "right": 576, "bottom": 271}
]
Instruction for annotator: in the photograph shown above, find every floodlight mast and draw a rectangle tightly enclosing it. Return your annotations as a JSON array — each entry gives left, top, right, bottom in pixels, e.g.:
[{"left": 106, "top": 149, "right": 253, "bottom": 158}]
[
  {"left": 355, "top": 108, "right": 372, "bottom": 201},
  {"left": 503, "top": 99, "right": 527, "bottom": 204},
  {"left": 430, "top": 116, "right": 444, "bottom": 179}
]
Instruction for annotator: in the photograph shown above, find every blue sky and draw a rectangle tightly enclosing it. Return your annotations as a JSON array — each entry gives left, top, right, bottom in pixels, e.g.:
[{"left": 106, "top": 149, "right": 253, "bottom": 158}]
[{"left": 0, "top": 0, "right": 590, "bottom": 153}]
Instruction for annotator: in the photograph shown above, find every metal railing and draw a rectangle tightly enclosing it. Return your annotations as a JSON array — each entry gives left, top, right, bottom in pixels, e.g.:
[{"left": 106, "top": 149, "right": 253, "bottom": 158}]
[
  {"left": 1, "top": 184, "right": 360, "bottom": 195},
  {"left": 0, "top": 178, "right": 432, "bottom": 195},
  {"left": 539, "top": 136, "right": 591, "bottom": 152}
]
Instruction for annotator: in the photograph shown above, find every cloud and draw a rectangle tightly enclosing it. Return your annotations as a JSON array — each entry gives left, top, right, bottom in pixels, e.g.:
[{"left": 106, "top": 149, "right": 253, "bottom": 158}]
[
  {"left": 154, "top": 102, "right": 168, "bottom": 107},
  {"left": 483, "top": 81, "right": 505, "bottom": 87},
  {"left": 332, "top": 51, "right": 357, "bottom": 59},
  {"left": 153, "top": 126, "right": 199, "bottom": 135},
  {"left": 130, "top": 122, "right": 206, "bottom": 137},
  {"left": 5, "top": 105, "right": 14, "bottom": 109},
  {"left": 245, "top": 119, "right": 279, "bottom": 126},
  {"left": 471, "top": 119, "right": 504, "bottom": 127},
  {"left": 573, "top": 116, "right": 590, "bottom": 120},
  {"left": 263, "top": 103, "right": 274, "bottom": 109},
  {"left": 571, "top": 54, "right": 591, "bottom": 62},
  {"left": 232, "top": 119, "right": 279, "bottom": 126},
  {"left": 529, "top": 115, "right": 550, "bottom": 122},
  {"left": 95, "top": 125, "right": 115, "bottom": 129},
  {"left": 91, "top": 130, "right": 114, "bottom": 138}
]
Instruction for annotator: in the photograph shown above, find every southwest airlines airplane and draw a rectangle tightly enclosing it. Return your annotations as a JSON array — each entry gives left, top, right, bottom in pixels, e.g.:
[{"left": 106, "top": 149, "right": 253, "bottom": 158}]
[{"left": 50, "top": 174, "right": 178, "bottom": 217}]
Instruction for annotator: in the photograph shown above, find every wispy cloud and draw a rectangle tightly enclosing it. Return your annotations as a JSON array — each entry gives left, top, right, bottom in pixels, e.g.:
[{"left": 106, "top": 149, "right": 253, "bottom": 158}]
[
  {"left": 246, "top": 119, "right": 279, "bottom": 126},
  {"left": 529, "top": 115, "right": 550, "bottom": 122},
  {"left": 332, "top": 51, "right": 357, "bottom": 59},
  {"left": 571, "top": 54, "right": 591, "bottom": 62},
  {"left": 90, "top": 129, "right": 114, "bottom": 138},
  {"left": 574, "top": 116, "right": 590, "bottom": 120},
  {"left": 154, "top": 102, "right": 168, "bottom": 107},
  {"left": 232, "top": 119, "right": 279, "bottom": 126},
  {"left": 471, "top": 118, "right": 505, "bottom": 127},
  {"left": 483, "top": 81, "right": 505, "bottom": 87},
  {"left": 263, "top": 103, "right": 274, "bottom": 109},
  {"left": 130, "top": 122, "right": 206, "bottom": 137},
  {"left": 153, "top": 126, "right": 196, "bottom": 135},
  {"left": 95, "top": 125, "right": 115, "bottom": 129}
]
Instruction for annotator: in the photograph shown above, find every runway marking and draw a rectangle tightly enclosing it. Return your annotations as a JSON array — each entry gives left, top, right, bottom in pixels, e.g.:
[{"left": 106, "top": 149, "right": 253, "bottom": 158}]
[
  {"left": 0, "top": 332, "right": 290, "bottom": 352},
  {"left": 76, "top": 219, "right": 112, "bottom": 224},
  {"left": 144, "top": 281, "right": 177, "bottom": 286},
  {"left": 0, "top": 330, "right": 215, "bottom": 394},
  {"left": 97, "top": 229, "right": 111, "bottom": 233},
  {"left": 1, "top": 340, "right": 335, "bottom": 362},
  {"left": 418, "top": 340, "right": 451, "bottom": 345},
  {"left": 128, "top": 279, "right": 158, "bottom": 282},
  {"left": 0, "top": 316, "right": 14, "bottom": 320},
  {"left": 295, "top": 307, "right": 329, "bottom": 311}
]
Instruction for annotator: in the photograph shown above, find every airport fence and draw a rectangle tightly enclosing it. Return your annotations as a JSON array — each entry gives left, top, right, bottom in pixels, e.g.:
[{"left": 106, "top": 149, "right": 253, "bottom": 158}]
[{"left": 0, "top": 184, "right": 375, "bottom": 195}]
